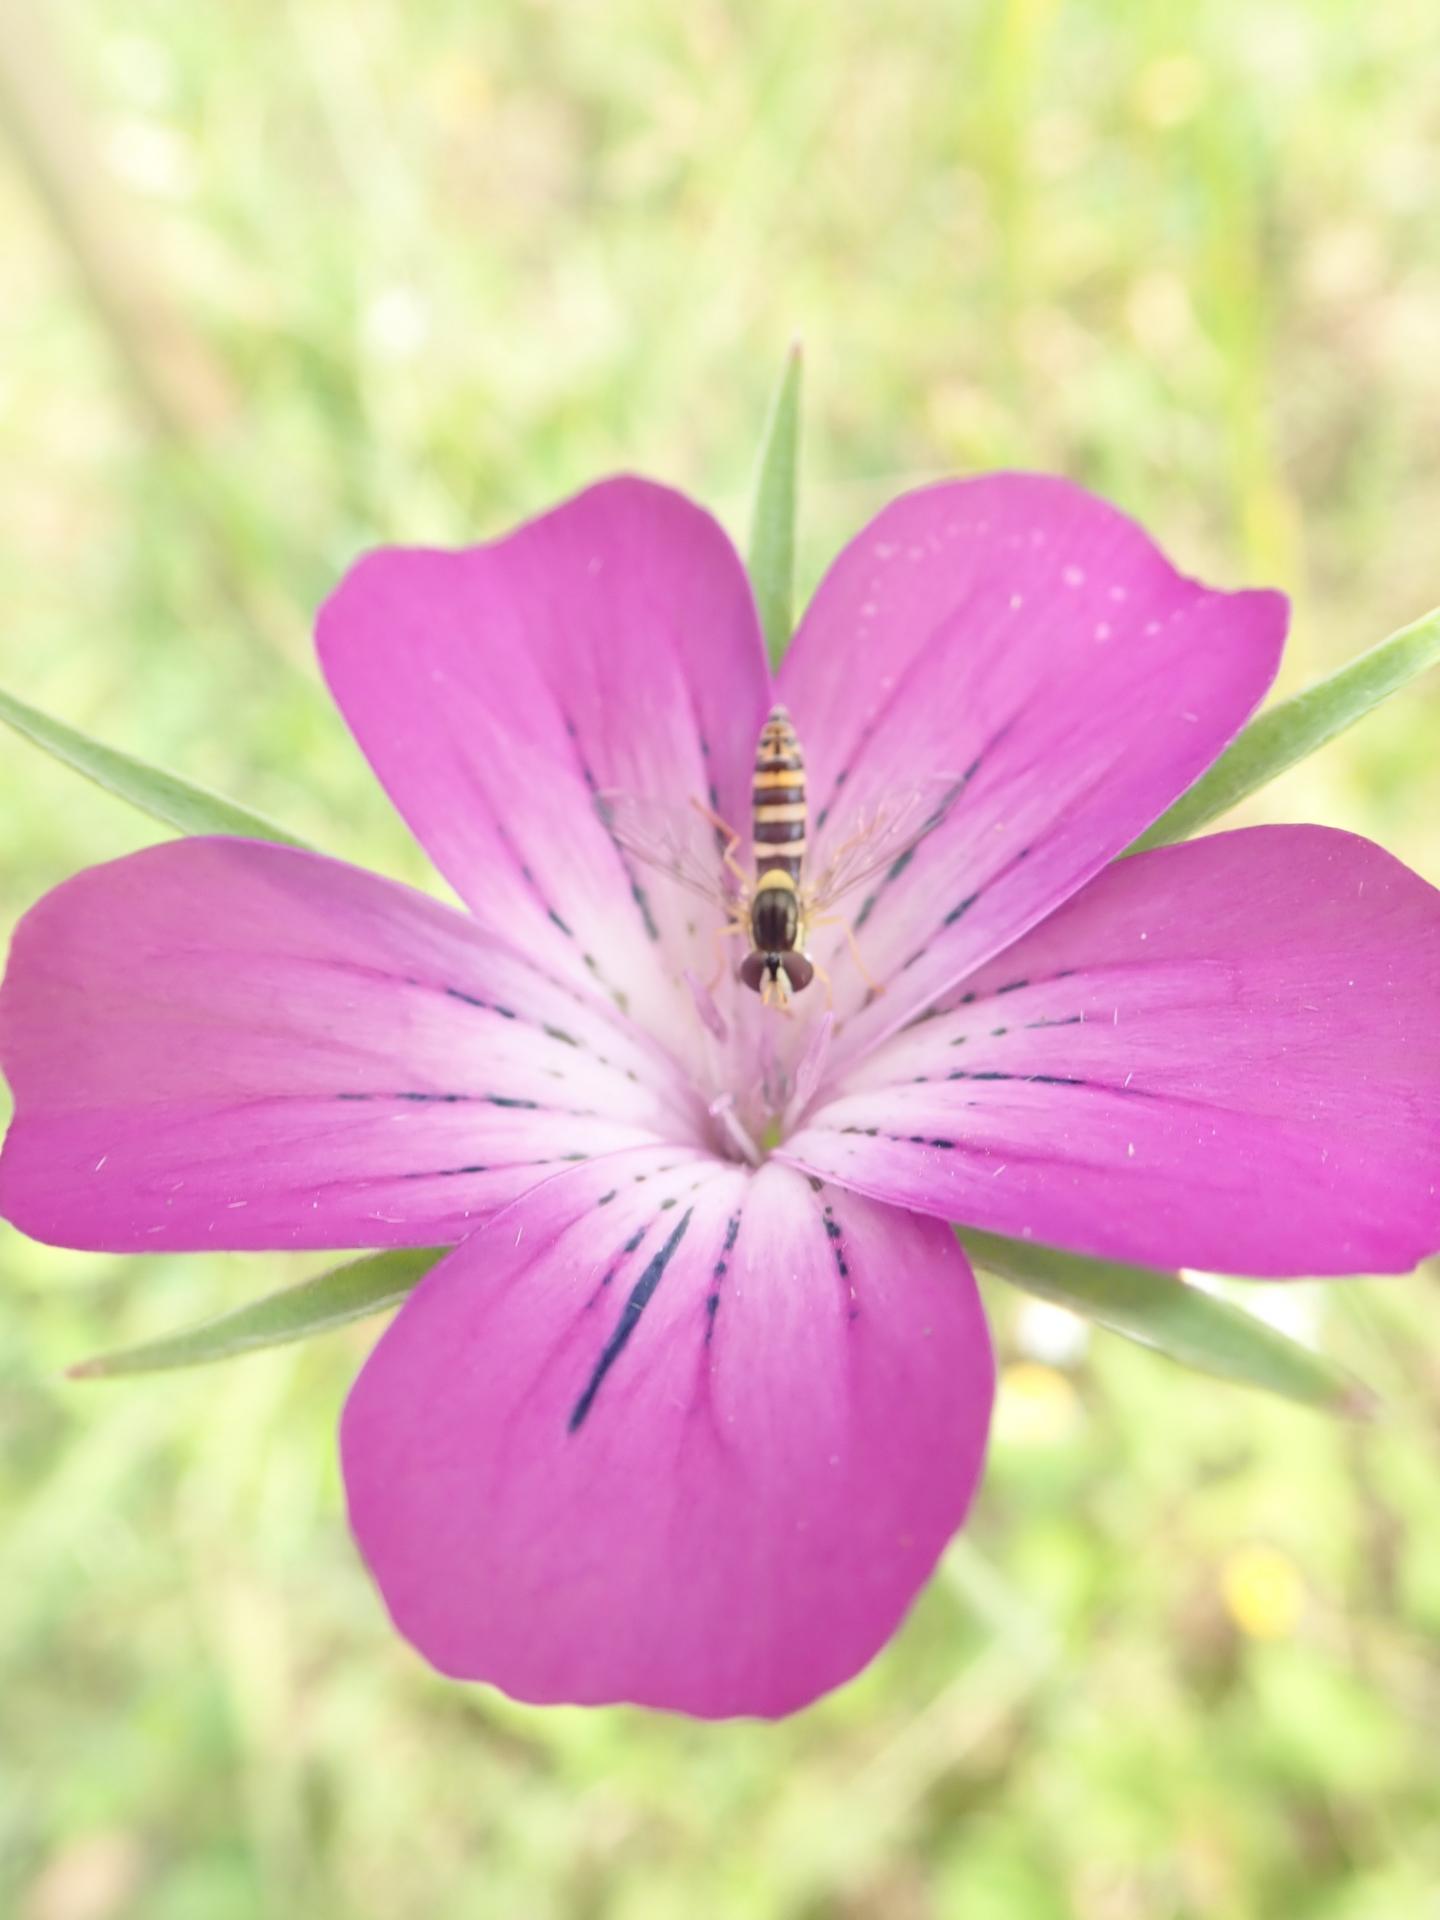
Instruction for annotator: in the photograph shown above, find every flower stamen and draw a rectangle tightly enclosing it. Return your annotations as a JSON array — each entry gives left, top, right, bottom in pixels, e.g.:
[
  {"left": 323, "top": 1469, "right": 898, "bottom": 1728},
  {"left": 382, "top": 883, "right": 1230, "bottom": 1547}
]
[{"left": 708, "top": 1092, "right": 763, "bottom": 1167}]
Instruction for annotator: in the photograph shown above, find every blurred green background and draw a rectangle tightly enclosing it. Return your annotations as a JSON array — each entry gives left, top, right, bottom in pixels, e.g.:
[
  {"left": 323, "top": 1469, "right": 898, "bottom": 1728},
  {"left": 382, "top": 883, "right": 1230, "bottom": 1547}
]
[{"left": 3, "top": 2, "right": 1440, "bottom": 1915}]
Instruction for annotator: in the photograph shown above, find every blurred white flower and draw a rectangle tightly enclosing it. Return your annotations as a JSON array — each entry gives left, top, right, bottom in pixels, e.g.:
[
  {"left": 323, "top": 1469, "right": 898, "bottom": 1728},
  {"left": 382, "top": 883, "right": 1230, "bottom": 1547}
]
[
  {"left": 1015, "top": 1297, "right": 1091, "bottom": 1367},
  {"left": 362, "top": 287, "right": 433, "bottom": 363}
]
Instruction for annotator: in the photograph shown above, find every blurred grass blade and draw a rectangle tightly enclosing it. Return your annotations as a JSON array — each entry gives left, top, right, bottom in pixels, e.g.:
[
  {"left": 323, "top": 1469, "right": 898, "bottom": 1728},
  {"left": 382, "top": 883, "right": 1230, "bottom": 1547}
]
[
  {"left": 1130, "top": 605, "right": 1440, "bottom": 854},
  {"left": 960, "top": 1227, "right": 1373, "bottom": 1415},
  {"left": 747, "top": 341, "right": 803, "bottom": 669},
  {"left": 0, "top": 683, "right": 313, "bottom": 848},
  {"left": 68, "top": 1246, "right": 447, "bottom": 1378}
]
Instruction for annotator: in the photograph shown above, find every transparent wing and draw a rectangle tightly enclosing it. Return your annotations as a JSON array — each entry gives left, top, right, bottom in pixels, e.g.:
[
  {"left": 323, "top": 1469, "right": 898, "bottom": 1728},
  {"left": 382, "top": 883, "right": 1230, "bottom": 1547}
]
[
  {"left": 595, "top": 790, "right": 742, "bottom": 910},
  {"left": 807, "top": 775, "right": 966, "bottom": 914}
]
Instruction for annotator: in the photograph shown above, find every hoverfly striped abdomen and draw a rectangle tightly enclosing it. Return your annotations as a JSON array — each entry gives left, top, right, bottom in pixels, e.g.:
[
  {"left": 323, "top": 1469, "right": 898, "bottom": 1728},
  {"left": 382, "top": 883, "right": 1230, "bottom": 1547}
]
[
  {"left": 747, "top": 704, "right": 810, "bottom": 994},
  {"left": 752, "top": 704, "right": 806, "bottom": 884}
]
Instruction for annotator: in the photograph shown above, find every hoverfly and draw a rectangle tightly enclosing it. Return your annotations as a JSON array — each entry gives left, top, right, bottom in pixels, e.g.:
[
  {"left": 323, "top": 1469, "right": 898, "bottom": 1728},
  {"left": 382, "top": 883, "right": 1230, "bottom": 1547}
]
[{"left": 597, "top": 704, "right": 960, "bottom": 1010}]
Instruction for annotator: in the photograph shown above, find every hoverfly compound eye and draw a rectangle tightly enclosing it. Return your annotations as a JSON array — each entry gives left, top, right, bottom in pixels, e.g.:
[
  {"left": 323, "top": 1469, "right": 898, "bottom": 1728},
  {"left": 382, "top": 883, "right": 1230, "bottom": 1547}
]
[
  {"left": 781, "top": 952, "right": 814, "bottom": 993},
  {"left": 739, "top": 950, "right": 768, "bottom": 994}
]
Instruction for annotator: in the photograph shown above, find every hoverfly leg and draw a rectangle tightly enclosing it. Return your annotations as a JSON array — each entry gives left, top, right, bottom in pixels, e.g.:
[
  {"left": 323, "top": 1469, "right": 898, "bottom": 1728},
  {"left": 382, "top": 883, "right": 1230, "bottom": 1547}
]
[
  {"left": 843, "top": 922, "right": 885, "bottom": 995},
  {"left": 807, "top": 954, "right": 835, "bottom": 1011},
  {"left": 809, "top": 915, "right": 886, "bottom": 996},
  {"left": 688, "top": 797, "right": 751, "bottom": 895},
  {"left": 708, "top": 915, "right": 748, "bottom": 991}
]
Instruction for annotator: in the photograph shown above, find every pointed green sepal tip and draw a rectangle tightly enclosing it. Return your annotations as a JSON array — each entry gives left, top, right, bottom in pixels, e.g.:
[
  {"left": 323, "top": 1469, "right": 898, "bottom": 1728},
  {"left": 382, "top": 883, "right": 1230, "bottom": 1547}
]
[
  {"left": 960, "top": 1226, "right": 1374, "bottom": 1416},
  {"left": 67, "top": 1245, "right": 447, "bottom": 1378},
  {"left": 0, "top": 682, "right": 313, "bottom": 850},
  {"left": 747, "top": 341, "right": 804, "bottom": 670},
  {"left": 1131, "top": 604, "right": 1440, "bottom": 855}
]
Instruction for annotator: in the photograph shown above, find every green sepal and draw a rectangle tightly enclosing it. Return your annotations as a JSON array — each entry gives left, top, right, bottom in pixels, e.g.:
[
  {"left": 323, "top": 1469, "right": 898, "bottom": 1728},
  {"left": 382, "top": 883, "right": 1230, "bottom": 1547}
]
[
  {"left": 0, "top": 682, "right": 313, "bottom": 848},
  {"left": 746, "top": 342, "right": 804, "bottom": 670},
  {"left": 960, "top": 1227, "right": 1373, "bottom": 1416},
  {"left": 68, "top": 1246, "right": 445, "bottom": 1378},
  {"left": 1130, "top": 605, "right": 1440, "bottom": 854}
]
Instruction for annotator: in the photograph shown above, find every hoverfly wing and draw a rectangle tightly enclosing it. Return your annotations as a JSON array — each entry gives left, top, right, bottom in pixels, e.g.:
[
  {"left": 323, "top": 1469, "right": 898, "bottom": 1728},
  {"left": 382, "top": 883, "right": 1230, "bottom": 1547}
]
[
  {"left": 806, "top": 774, "right": 966, "bottom": 915},
  {"left": 594, "top": 789, "right": 741, "bottom": 909}
]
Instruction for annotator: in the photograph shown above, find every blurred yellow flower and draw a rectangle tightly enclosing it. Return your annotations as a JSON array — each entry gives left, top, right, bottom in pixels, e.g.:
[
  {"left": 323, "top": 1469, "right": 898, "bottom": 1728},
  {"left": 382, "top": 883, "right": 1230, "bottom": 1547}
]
[
  {"left": 1220, "top": 1544, "right": 1306, "bottom": 1640},
  {"left": 994, "top": 1362, "right": 1081, "bottom": 1448}
]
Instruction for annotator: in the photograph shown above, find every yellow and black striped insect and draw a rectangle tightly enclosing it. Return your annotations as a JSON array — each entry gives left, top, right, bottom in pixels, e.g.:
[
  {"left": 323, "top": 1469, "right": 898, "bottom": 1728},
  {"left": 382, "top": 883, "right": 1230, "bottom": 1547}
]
[
  {"left": 599, "top": 705, "right": 956, "bottom": 1010},
  {"left": 740, "top": 705, "right": 815, "bottom": 1004}
]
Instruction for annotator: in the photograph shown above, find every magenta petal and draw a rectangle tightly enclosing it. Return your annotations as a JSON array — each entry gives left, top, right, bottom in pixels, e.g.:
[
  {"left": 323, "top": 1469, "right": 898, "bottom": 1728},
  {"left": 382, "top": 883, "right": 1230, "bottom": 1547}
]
[
  {"left": 783, "top": 827, "right": 1440, "bottom": 1276},
  {"left": 778, "top": 475, "right": 1287, "bottom": 1063},
  {"left": 318, "top": 478, "right": 770, "bottom": 1054},
  {"left": 0, "top": 839, "right": 700, "bottom": 1252},
  {"left": 342, "top": 1148, "right": 993, "bottom": 1718}
]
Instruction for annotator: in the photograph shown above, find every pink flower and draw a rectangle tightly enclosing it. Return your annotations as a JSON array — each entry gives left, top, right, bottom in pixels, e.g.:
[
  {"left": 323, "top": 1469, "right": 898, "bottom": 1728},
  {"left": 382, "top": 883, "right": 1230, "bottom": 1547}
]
[{"left": 3, "top": 474, "right": 1439, "bottom": 1718}]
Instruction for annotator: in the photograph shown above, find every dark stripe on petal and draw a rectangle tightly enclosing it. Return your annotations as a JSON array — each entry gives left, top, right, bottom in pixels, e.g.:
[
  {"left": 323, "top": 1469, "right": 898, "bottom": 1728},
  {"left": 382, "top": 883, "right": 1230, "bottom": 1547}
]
[
  {"left": 943, "top": 892, "right": 981, "bottom": 927},
  {"left": 629, "top": 879, "right": 661, "bottom": 941},
  {"left": 705, "top": 1208, "right": 743, "bottom": 1344},
  {"left": 401, "top": 1162, "right": 490, "bottom": 1179},
  {"left": 569, "top": 1208, "right": 693, "bottom": 1432},
  {"left": 945, "top": 1069, "right": 1088, "bottom": 1086},
  {"left": 824, "top": 1204, "right": 850, "bottom": 1282}
]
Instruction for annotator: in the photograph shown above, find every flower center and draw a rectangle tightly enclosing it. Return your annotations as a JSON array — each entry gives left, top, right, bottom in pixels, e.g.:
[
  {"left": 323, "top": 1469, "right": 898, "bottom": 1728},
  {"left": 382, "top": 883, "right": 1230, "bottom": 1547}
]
[{"left": 689, "top": 985, "right": 836, "bottom": 1168}]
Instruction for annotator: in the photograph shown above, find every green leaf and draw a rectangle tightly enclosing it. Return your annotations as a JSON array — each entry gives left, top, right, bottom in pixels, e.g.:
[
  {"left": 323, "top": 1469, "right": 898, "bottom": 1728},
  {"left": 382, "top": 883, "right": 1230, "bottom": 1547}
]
[
  {"left": 747, "top": 341, "right": 804, "bottom": 670},
  {"left": 1130, "top": 605, "right": 1440, "bottom": 854},
  {"left": 959, "top": 1226, "right": 1374, "bottom": 1416},
  {"left": 68, "top": 1246, "right": 446, "bottom": 1378},
  {"left": 0, "top": 682, "right": 314, "bottom": 848}
]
